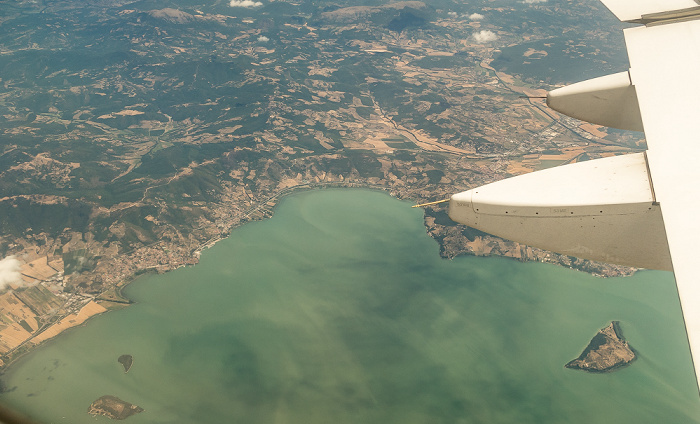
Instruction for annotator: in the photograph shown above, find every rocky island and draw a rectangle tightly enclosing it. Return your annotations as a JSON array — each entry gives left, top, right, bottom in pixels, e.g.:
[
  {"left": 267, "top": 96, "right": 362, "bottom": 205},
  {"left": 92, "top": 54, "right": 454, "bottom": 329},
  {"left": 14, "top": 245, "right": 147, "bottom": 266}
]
[
  {"left": 118, "top": 355, "right": 133, "bottom": 373},
  {"left": 87, "top": 395, "right": 143, "bottom": 420},
  {"left": 566, "top": 321, "right": 637, "bottom": 373}
]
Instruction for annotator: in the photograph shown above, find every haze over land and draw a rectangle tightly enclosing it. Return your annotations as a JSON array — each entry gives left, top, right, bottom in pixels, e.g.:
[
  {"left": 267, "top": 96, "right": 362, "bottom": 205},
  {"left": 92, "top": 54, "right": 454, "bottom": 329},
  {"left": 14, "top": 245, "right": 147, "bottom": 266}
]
[{"left": 0, "top": 0, "right": 643, "bottom": 365}]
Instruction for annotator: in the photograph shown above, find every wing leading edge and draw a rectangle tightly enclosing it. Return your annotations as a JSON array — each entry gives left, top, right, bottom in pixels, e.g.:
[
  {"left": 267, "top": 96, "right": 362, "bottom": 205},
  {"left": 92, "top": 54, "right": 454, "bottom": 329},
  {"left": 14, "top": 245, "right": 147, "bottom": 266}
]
[{"left": 449, "top": 2, "right": 700, "bottom": 390}]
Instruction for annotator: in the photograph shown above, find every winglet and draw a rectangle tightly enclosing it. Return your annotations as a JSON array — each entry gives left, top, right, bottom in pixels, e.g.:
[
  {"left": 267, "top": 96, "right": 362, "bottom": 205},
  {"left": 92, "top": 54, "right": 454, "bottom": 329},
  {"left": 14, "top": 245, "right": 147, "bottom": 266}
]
[{"left": 600, "top": 0, "right": 700, "bottom": 23}]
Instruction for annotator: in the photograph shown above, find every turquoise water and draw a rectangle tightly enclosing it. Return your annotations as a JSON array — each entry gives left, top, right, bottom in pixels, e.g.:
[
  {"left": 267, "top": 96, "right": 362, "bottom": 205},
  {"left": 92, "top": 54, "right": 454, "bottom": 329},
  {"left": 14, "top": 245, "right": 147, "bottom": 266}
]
[{"left": 1, "top": 189, "right": 699, "bottom": 423}]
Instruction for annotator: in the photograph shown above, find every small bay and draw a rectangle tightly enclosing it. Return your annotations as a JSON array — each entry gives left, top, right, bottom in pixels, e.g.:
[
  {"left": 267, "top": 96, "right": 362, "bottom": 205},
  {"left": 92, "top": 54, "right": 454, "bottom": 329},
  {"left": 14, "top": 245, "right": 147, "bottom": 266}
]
[{"left": 1, "top": 189, "right": 699, "bottom": 423}]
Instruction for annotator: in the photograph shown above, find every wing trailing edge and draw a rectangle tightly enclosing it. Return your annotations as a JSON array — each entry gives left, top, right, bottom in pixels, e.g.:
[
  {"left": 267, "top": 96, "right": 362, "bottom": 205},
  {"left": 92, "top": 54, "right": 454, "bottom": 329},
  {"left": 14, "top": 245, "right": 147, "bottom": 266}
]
[{"left": 448, "top": 153, "right": 671, "bottom": 270}]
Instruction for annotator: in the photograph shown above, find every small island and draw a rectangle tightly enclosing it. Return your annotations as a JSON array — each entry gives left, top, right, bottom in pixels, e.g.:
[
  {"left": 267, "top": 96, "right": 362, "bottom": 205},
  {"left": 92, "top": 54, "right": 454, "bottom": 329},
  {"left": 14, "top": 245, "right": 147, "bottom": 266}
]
[
  {"left": 87, "top": 395, "right": 143, "bottom": 420},
  {"left": 565, "top": 321, "right": 636, "bottom": 373},
  {"left": 118, "top": 354, "right": 133, "bottom": 373}
]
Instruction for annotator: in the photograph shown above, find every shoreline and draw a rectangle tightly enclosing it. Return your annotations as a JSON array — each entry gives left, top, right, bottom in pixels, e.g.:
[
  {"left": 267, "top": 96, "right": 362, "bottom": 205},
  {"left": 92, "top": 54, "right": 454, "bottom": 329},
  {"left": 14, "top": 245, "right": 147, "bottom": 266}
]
[
  {"left": 0, "top": 183, "right": 636, "bottom": 374},
  {"left": 0, "top": 184, "right": 395, "bottom": 374},
  {"left": 193, "top": 182, "right": 394, "bottom": 254},
  {"left": 0, "top": 192, "right": 684, "bottom": 424}
]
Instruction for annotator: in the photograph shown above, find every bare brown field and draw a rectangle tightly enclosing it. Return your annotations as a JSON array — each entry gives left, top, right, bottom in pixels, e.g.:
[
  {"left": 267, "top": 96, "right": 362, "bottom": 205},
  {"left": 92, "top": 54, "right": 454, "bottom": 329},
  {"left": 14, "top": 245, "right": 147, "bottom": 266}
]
[{"left": 31, "top": 301, "right": 107, "bottom": 345}]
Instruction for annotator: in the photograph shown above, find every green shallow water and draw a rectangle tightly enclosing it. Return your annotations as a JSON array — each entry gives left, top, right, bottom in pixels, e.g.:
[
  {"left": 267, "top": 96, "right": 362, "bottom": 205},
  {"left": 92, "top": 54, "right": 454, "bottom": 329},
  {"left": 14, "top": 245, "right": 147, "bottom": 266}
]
[{"left": 1, "top": 189, "right": 699, "bottom": 423}]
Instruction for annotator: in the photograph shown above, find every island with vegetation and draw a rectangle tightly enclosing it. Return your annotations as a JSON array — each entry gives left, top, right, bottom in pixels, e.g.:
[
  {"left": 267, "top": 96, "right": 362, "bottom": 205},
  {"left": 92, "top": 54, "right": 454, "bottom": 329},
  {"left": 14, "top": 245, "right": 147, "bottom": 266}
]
[
  {"left": 87, "top": 395, "right": 143, "bottom": 420},
  {"left": 565, "top": 321, "right": 637, "bottom": 373},
  {"left": 118, "top": 354, "right": 133, "bottom": 373}
]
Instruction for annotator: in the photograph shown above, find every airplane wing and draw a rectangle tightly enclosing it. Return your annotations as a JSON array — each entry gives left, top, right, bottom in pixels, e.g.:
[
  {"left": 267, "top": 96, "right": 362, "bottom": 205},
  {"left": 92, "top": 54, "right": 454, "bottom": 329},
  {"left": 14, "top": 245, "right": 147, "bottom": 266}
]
[
  {"left": 621, "top": 3, "right": 700, "bottom": 389},
  {"left": 448, "top": 1, "right": 700, "bottom": 387}
]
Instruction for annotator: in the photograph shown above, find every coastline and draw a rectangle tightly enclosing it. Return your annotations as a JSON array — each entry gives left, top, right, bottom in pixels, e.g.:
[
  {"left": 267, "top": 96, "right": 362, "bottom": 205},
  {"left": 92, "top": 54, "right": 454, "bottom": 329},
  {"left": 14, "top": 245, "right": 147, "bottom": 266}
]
[
  {"left": 0, "top": 184, "right": 393, "bottom": 373},
  {"left": 191, "top": 182, "right": 395, "bottom": 257},
  {"left": 0, "top": 182, "right": 635, "bottom": 374},
  {"left": 0, "top": 190, "right": 689, "bottom": 424}
]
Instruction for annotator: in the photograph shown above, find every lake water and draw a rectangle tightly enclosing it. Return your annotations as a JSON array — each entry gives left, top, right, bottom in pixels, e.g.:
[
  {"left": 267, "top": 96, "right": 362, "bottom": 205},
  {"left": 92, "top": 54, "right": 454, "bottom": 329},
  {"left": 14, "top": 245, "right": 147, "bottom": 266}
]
[{"left": 1, "top": 189, "right": 699, "bottom": 423}]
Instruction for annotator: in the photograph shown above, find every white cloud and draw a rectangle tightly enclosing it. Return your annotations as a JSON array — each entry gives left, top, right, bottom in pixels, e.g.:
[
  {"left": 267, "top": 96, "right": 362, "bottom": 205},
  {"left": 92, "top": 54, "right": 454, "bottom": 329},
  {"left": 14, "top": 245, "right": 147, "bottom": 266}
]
[
  {"left": 229, "top": 0, "right": 262, "bottom": 7},
  {"left": 448, "top": 11, "right": 458, "bottom": 17},
  {"left": 469, "top": 13, "right": 485, "bottom": 20},
  {"left": 0, "top": 256, "right": 23, "bottom": 291},
  {"left": 522, "top": 0, "right": 547, "bottom": 3},
  {"left": 472, "top": 30, "right": 498, "bottom": 43},
  {"left": 257, "top": 35, "right": 269, "bottom": 42}
]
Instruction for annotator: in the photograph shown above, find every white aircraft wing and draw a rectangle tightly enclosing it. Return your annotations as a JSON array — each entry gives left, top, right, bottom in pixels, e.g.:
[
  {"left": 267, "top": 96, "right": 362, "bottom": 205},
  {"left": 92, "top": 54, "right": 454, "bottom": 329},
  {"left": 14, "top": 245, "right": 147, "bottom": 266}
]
[
  {"left": 599, "top": 0, "right": 699, "bottom": 22},
  {"left": 624, "top": 11, "right": 700, "bottom": 387},
  {"left": 448, "top": 2, "right": 700, "bottom": 388}
]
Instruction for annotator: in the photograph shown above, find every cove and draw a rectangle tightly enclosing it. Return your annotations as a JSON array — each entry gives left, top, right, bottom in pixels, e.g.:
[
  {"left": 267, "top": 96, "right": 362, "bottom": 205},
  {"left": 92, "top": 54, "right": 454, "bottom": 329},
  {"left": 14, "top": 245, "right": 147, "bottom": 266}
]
[{"left": 1, "top": 189, "right": 699, "bottom": 423}]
